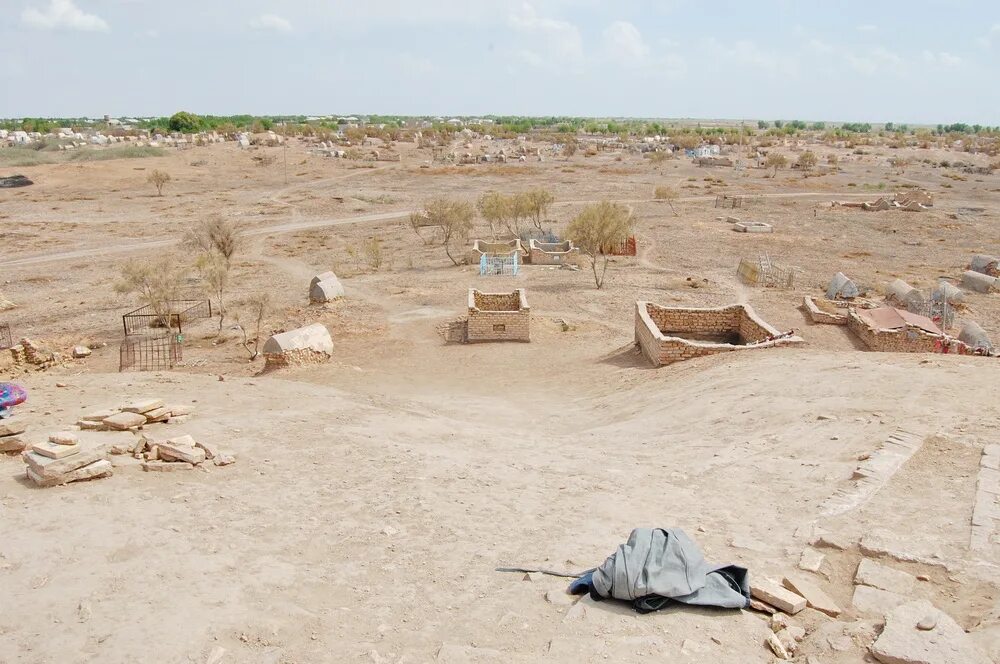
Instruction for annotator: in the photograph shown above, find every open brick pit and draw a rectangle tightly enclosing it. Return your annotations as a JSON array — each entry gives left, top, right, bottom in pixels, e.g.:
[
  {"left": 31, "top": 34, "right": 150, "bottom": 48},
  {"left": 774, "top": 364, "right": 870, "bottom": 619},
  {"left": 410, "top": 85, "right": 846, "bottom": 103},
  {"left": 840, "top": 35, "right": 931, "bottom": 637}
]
[{"left": 635, "top": 302, "right": 802, "bottom": 366}]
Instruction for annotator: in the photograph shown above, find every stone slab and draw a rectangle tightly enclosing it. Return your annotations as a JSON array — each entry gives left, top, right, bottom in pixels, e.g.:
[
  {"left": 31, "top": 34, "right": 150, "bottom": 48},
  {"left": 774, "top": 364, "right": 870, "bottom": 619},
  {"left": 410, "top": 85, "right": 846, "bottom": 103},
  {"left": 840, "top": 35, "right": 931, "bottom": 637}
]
[
  {"left": 142, "top": 407, "right": 171, "bottom": 423},
  {"left": 31, "top": 441, "right": 81, "bottom": 459},
  {"left": 783, "top": 574, "right": 841, "bottom": 617},
  {"left": 23, "top": 447, "right": 104, "bottom": 478},
  {"left": 799, "top": 548, "right": 826, "bottom": 573},
  {"left": 855, "top": 559, "right": 916, "bottom": 594},
  {"left": 0, "top": 435, "right": 25, "bottom": 453},
  {"left": 751, "top": 580, "right": 806, "bottom": 614},
  {"left": 103, "top": 412, "right": 147, "bottom": 430},
  {"left": 0, "top": 420, "right": 27, "bottom": 437},
  {"left": 48, "top": 431, "right": 79, "bottom": 446},
  {"left": 122, "top": 398, "right": 165, "bottom": 414},
  {"left": 27, "top": 459, "right": 112, "bottom": 488},
  {"left": 870, "top": 599, "right": 990, "bottom": 664},
  {"left": 852, "top": 585, "right": 909, "bottom": 615},
  {"left": 158, "top": 445, "right": 205, "bottom": 465},
  {"left": 141, "top": 460, "right": 194, "bottom": 472},
  {"left": 77, "top": 420, "right": 107, "bottom": 431}
]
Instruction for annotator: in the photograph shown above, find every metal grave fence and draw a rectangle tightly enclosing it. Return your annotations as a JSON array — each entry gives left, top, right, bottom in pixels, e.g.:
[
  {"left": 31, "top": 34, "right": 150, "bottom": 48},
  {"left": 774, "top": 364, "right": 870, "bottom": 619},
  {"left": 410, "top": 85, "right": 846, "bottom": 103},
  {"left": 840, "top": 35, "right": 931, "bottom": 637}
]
[
  {"left": 122, "top": 299, "right": 213, "bottom": 336},
  {"left": 479, "top": 252, "right": 520, "bottom": 276},
  {"left": 119, "top": 332, "right": 182, "bottom": 372}
]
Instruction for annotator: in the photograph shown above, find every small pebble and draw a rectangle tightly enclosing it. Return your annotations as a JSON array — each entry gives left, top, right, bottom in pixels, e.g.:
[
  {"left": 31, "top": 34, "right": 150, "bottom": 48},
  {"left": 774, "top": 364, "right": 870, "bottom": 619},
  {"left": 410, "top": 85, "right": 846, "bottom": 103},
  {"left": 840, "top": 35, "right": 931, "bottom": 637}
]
[{"left": 917, "top": 614, "right": 937, "bottom": 631}]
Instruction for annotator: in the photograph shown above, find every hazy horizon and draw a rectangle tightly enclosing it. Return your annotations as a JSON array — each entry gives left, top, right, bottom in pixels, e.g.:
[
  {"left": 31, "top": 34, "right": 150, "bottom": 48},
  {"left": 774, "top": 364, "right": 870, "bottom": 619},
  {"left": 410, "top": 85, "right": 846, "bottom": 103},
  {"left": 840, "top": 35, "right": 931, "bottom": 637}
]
[{"left": 3, "top": 0, "right": 999, "bottom": 124}]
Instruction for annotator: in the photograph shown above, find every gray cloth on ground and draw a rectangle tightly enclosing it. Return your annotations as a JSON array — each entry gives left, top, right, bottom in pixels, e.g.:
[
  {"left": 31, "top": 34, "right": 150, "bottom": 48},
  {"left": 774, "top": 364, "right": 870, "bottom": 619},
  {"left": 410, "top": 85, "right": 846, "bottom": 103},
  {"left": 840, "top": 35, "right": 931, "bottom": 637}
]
[{"left": 591, "top": 527, "right": 749, "bottom": 609}]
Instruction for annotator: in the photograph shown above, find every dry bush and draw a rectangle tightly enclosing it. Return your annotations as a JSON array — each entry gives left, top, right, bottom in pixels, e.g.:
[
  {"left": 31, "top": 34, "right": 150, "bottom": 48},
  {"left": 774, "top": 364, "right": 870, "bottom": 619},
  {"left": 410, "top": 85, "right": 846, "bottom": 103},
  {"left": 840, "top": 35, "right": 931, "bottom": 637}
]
[
  {"left": 653, "top": 186, "right": 679, "bottom": 215},
  {"left": 114, "top": 255, "right": 186, "bottom": 327},
  {"left": 567, "top": 201, "right": 633, "bottom": 289},
  {"left": 363, "top": 237, "right": 384, "bottom": 270},
  {"left": 422, "top": 197, "right": 475, "bottom": 265},
  {"left": 234, "top": 292, "right": 270, "bottom": 360},
  {"left": 185, "top": 216, "right": 242, "bottom": 266},
  {"left": 147, "top": 169, "right": 170, "bottom": 196},
  {"left": 765, "top": 153, "right": 788, "bottom": 176},
  {"left": 796, "top": 151, "right": 817, "bottom": 170}
]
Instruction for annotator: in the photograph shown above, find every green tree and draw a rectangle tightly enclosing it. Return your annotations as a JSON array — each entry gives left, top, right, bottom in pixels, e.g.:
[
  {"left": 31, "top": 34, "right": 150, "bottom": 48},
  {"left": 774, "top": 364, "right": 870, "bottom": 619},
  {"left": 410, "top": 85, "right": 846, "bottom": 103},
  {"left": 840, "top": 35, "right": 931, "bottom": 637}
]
[{"left": 168, "top": 111, "right": 202, "bottom": 133}]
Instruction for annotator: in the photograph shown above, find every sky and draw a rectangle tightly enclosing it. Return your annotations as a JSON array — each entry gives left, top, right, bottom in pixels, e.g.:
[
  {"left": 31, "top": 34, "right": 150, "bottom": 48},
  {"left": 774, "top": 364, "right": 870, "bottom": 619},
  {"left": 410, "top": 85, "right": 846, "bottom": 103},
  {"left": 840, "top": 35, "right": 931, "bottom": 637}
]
[{"left": 2, "top": 0, "right": 999, "bottom": 124}]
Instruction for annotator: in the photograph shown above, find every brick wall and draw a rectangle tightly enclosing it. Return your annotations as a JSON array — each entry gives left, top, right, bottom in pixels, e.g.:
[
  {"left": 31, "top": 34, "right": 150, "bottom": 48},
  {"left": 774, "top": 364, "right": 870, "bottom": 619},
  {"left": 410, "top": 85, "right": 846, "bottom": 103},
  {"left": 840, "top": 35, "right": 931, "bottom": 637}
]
[
  {"left": 635, "top": 302, "right": 801, "bottom": 367},
  {"left": 467, "top": 289, "right": 530, "bottom": 342},
  {"left": 468, "top": 239, "right": 526, "bottom": 265},
  {"left": 528, "top": 240, "right": 579, "bottom": 265},
  {"left": 803, "top": 297, "right": 848, "bottom": 325},
  {"left": 846, "top": 310, "right": 941, "bottom": 353}
]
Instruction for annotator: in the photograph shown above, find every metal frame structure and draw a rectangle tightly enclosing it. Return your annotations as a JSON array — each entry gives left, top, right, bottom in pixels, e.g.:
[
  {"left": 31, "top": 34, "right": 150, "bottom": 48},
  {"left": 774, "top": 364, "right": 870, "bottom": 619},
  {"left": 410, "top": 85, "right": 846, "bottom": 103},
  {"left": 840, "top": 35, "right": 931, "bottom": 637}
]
[
  {"left": 119, "top": 332, "right": 182, "bottom": 372},
  {"left": 737, "top": 253, "right": 795, "bottom": 289},
  {"left": 122, "top": 300, "right": 212, "bottom": 336}
]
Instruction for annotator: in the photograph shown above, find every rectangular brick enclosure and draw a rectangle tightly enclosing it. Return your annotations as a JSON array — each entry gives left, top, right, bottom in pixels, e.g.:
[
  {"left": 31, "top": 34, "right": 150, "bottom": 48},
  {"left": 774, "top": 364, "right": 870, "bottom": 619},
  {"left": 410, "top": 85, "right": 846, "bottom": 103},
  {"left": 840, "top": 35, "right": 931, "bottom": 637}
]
[
  {"left": 468, "top": 239, "right": 526, "bottom": 265},
  {"left": 467, "top": 289, "right": 530, "bottom": 342},
  {"left": 635, "top": 302, "right": 802, "bottom": 366},
  {"left": 528, "top": 239, "right": 579, "bottom": 265}
]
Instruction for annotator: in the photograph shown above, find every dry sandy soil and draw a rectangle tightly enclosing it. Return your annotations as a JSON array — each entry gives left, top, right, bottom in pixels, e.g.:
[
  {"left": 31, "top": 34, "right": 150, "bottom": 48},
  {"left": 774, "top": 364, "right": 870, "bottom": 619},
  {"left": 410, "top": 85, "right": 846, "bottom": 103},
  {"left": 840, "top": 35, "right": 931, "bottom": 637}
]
[{"left": 1, "top": 138, "right": 1000, "bottom": 663}]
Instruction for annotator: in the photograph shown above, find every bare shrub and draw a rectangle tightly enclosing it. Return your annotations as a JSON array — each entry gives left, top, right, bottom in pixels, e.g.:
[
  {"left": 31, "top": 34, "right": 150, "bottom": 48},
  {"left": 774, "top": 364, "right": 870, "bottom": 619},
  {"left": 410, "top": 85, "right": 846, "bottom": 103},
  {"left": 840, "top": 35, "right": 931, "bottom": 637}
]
[
  {"left": 147, "top": 169, "right": 170, "bottom": 196},
  {"left": 521, "top": 188, "right": 554, "bottom": 231},
  {"left": 234, "top": 293, "right": 270, "bottom": 360},
  {"left": 653, "top": 185, "right": 679, "bottom": 215},
  {"left": 363, "top": 237, "right": 384, "bottom": 270},
  {"left": 114, "top": 255, "right": 186, "bottom": 326},
  {"left": 422, "top": 197, "right": 475, "bottom": 265},
  {"left": 765, "top": 153, "right": 788, "bottom": 176},
  {"left": 796, "top": 151, "right": 817, "bottom": 170},
  {"left": 184, "top": 216, "right": 242, "bottom": 266}
]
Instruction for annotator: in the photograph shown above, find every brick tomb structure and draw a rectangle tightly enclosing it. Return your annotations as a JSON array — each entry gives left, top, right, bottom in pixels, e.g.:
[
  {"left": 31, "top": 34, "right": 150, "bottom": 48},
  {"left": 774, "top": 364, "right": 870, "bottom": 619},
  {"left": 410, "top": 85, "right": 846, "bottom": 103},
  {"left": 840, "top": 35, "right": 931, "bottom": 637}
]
[
  {"left": 635, "top": 302, "right": 802, "bottom": 366},
  {"left": 528, "top": 239, "right": 579, "bottom": 265},
  {"left": 468, "top": 239, "right": 526, "bottom": 265},
  {"left": 846, "top": 306, "right": 949, "bottom": 353},
  {"left": 467, "top": 289, "right": 530, "bottom": 342}
]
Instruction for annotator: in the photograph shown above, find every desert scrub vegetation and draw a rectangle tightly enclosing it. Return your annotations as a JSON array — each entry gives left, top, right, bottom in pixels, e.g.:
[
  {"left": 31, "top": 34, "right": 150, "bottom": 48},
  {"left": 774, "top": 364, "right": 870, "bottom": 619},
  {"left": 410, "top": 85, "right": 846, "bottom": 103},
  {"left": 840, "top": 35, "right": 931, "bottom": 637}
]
[{"left": 66, "top": 146, "right": 165, "bottom": 162}]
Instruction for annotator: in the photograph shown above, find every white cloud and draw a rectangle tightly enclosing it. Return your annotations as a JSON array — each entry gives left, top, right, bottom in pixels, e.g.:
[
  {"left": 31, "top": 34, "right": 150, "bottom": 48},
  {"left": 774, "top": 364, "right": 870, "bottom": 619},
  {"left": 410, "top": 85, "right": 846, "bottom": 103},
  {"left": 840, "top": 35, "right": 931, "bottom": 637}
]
[
  {"left": 922, "top": 50, "right": 962, "bottom": 67},
  {"left": 508, "top": 2, "right": 583, "bottom": 64},
  {"left": 707, "top": 38, "right": 797, "bottom": 78},
  {"left": 847, "top": 46, "right": 903, "bottom": 75},
  {"left": 21, "top": 0, "right": 109, "bottom": 32},
  {"left": 602, "top": 21, "right": 651, "bottom": 67},
  {"left": 807, "top": 38, "right": 834, "bottom": 54},
  {"left": 856, "top": 24, "right": 877, "bottom": 32},
  {"left": 249, "top": 14, "right": 292, "bottom": 33}
]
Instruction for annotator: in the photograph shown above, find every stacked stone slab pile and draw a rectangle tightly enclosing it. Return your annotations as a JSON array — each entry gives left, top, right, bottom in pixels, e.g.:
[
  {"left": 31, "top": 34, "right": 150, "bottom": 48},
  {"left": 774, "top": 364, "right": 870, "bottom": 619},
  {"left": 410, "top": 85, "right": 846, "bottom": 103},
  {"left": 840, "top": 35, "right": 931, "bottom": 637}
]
[
  {"left": 22, "top": 431, "right": 112, "bottom": 487},
  {"left": 133, "top": 433, "right": 235, "bottom": 472},
  {"left": 77, "top": 398, "right": 193, "bottom": 431},
  {"left": 7, "top": 338, "right": 61, "bottom": 369}
]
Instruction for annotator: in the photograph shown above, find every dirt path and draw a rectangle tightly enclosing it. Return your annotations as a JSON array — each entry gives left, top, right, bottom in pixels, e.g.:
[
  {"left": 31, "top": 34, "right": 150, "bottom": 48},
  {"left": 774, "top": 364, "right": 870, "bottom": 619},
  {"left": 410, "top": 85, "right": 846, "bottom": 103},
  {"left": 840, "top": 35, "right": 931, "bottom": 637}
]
[{"left": 1, "top": 190, "right": 876, "bottom": 269}]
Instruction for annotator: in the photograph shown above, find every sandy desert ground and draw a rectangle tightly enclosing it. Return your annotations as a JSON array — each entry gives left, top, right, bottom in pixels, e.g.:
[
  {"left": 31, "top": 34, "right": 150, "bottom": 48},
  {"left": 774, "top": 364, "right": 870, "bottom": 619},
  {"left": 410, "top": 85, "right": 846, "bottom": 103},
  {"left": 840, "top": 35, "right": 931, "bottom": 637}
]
[{"left": 2, "top": 137, "right": 1000, "bottom": 663}]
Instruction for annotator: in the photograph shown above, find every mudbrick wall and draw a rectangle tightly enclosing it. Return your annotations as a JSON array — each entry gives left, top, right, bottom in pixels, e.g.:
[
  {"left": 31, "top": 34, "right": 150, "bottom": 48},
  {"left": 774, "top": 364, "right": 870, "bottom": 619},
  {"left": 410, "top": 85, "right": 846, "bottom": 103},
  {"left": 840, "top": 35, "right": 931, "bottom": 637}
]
[
  {"left": 467, "top": 289, "right": 530, "bottom": 342},
  {"left": 635, "top": 302, "right": 801, "bottom": 367},
  {"left": 846, "top": 311, "right": 942, "bottom": 353},
  {"left": 263, "top": 349, "right": 331, "bottom": 372}
]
